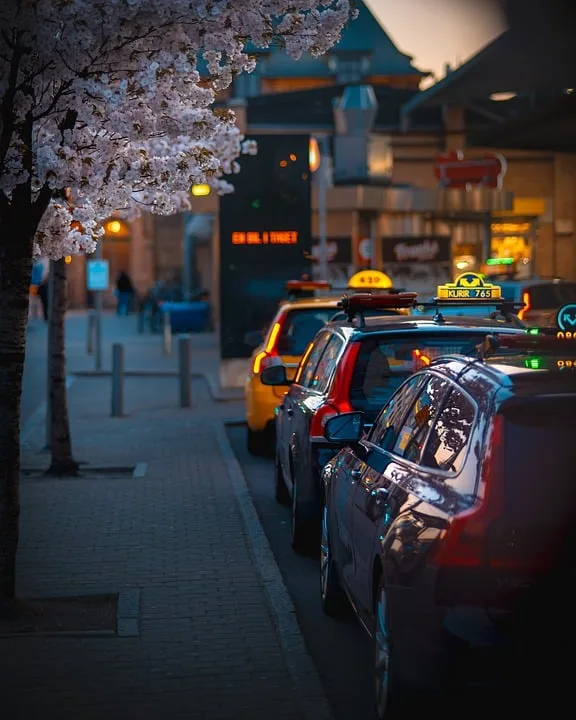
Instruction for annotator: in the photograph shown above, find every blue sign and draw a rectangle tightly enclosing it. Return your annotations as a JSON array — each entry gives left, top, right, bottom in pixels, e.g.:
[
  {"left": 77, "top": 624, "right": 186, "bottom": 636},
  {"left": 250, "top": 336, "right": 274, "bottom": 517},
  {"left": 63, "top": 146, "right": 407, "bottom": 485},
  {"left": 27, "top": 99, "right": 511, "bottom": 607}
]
[
  {"left": 86, "top": 259, "right": 110, "bottom": 291},
  {"left": 556, "top": 303, "right": 576, "bottom": 332}
]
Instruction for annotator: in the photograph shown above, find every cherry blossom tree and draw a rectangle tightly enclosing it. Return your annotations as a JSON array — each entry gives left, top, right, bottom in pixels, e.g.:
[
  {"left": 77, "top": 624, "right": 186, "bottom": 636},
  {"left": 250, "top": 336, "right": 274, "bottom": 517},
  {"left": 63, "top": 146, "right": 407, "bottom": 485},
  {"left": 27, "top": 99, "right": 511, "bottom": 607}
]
[{"left": 0, "top": 0, "right": 356, "bottom": 601}]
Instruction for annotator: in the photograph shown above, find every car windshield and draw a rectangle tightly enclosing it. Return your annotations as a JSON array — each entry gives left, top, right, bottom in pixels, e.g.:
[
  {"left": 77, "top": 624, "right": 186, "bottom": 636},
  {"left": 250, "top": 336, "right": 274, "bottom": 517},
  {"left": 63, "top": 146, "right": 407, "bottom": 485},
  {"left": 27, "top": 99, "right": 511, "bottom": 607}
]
[
  {"left": 349, "top": 332, "right": 492, "bottom": 416},
  {"left": 276, "top": 308, "right": 336, "bottom": 355}
]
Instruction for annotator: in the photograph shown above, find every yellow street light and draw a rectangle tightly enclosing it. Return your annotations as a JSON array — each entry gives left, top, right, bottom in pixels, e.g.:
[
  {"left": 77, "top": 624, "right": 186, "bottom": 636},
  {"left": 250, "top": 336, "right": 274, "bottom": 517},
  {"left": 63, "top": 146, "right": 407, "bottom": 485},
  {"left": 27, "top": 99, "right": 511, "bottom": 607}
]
[
  {"left": 191, "top": 183, "right": 211, "bottom": 197},
  {"left": 107, "top": 220, "right": 122, "bottom": 234}
]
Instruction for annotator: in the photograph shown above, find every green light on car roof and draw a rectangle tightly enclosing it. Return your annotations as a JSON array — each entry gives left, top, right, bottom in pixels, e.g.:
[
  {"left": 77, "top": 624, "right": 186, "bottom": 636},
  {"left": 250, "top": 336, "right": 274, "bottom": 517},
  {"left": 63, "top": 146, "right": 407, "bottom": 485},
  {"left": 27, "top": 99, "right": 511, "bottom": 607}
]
[
  {"left": 486, "top": 257, "right": 514, "bottom": 266},
  {"left": 527, "top": 328, "right": 539, "bottom": 335},
  {"left": 525, "top": 357, "right": 541, "bottom": 369}
]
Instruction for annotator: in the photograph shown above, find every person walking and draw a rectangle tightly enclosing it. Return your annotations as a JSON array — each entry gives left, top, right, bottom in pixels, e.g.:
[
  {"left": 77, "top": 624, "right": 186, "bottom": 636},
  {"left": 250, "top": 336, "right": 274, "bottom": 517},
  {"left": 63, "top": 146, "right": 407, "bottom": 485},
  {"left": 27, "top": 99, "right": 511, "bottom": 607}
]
[
  {"left": 115, "top": 271, "right": 135, "bottom": 316},
  {"left": 37, "top": 273, "right": 49, "bottom": 321}
]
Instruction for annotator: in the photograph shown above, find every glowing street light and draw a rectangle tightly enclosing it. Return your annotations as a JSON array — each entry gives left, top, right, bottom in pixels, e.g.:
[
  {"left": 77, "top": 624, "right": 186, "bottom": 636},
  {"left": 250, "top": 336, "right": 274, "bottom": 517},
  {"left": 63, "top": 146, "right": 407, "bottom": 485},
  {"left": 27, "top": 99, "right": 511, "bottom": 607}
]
[{"left": 191, "top": 183, "right": 211, "bottom": 197}]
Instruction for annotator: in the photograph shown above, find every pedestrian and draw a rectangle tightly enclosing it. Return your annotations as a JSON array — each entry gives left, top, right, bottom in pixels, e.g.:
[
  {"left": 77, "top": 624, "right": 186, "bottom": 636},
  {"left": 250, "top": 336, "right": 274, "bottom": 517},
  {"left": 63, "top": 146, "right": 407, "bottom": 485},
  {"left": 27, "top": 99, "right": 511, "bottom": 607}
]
[
  {"left": 115, "top": 271, "right": 135, "bottom": 316},
  {"left": 37, "top": 274, "right": 49, "bottom": 321}
]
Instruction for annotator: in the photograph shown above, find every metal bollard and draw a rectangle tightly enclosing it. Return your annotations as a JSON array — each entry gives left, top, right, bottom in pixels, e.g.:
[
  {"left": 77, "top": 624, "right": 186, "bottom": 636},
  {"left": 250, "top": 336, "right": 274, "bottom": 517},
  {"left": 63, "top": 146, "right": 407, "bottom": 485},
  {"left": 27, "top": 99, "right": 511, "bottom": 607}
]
[
  {"left": 162, "top": 311, "right": 172, "bottom": 355},
  {"left": 178, "top": 335, "right": 191, "bottom": 408},
  {"left": 87, "top": 309, "right": 95, "bottom": 355},
  {"left": 111, "top": 343, "right": 124, "bottom": 417}
]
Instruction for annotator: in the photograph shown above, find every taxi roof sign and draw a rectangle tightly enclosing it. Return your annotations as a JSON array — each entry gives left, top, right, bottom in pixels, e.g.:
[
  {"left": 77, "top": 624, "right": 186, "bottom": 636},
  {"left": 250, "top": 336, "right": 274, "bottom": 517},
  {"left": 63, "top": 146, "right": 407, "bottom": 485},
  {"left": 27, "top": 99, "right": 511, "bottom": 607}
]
[
  {"left": 348, "top": 270, "right": 393, "bottom": 290},
  {"left": 555, "top": 303, "right": 576, "bottom": 333},
  {"left": 437, "top": 272, "right": 501, "bottom": 301},
  {"left": 285, "top": 279, "right": 332, "bottom": 292}
]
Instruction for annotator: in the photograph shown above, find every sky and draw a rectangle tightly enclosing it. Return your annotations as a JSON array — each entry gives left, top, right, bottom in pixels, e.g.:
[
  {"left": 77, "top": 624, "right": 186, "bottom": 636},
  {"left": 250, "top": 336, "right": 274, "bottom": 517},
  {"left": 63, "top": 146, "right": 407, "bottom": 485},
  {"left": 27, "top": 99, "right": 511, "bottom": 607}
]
[{"left": 364, "top": 0, "right": 506, "bottom": 85}]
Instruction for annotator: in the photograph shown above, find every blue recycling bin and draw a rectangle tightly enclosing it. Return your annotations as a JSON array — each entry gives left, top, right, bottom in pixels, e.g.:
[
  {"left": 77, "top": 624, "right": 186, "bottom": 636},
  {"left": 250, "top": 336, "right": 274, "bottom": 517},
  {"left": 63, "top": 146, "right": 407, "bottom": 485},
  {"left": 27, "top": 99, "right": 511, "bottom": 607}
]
[{"left": 161, "top": 301, "right": 210, "bottom": 333}]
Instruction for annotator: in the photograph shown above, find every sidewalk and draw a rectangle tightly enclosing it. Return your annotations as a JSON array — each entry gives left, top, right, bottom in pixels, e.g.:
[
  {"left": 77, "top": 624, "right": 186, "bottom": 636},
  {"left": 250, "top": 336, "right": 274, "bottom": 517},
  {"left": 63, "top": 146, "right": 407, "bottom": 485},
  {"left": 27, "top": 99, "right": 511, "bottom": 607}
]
[
  {"left": 6, "top": 326, "right": 332, "bottom": 719},
  {"left": 29, "top": 311, "right": 245, "bottom": 400}
]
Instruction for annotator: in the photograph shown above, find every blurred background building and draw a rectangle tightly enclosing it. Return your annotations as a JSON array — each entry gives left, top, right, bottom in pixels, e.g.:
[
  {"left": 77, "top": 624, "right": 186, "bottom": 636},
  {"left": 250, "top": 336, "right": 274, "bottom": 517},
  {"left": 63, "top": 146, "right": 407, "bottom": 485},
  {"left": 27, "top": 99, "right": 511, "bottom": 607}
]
[{"left": 65, "top": 0, "right": 576, "bottom": 308}]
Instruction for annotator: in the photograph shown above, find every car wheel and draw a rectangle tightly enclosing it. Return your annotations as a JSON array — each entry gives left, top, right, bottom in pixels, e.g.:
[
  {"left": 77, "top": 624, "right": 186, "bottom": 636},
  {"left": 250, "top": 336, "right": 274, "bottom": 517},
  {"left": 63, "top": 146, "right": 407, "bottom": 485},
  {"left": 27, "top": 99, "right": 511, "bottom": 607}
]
[
  {"left": 246, "top": 427, "right": 269, "bottom": 457},
  {"left": 274, "top": 452, "right": 290, "bottom": 506},
  {"left": 290, "top": 475, "right": 316, "bottom": 556},
  {"left": 320, "top": 502, "right": 347, "bottom": 617}
]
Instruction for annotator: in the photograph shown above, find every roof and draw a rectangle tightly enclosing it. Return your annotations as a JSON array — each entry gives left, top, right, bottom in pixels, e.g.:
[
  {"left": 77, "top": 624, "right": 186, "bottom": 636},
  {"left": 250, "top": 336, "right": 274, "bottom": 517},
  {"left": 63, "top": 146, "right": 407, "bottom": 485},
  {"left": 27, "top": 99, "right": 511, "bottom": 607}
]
[
  {"left": 198, "top": 1, "right": 425, "bottom": 80},
  {"left": 246, "top": 82, "right": 519, "bottom": 134},
  {"left": 402, "top": 29, "right": 576, "bottom": 114},
  {"left": 247, "top": 84, "right": 443, "bottom": 131},
  {"left": 401, "top": 1, "right": 576, "bottom": 121}
]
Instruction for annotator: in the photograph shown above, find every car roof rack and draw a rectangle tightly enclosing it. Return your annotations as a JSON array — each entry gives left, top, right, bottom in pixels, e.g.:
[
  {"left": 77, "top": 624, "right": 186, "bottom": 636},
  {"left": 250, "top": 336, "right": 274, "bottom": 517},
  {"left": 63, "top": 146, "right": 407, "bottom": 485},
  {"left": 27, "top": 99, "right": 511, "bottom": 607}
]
[
  {"left": 416, "top": 298, "right": 526, "bottom": 327},
  {"left": 338, "top": 291, "right": 418, "bottom": 327},
  {"left": 477, "top": 332, "right": 576, "bottom": 360}
]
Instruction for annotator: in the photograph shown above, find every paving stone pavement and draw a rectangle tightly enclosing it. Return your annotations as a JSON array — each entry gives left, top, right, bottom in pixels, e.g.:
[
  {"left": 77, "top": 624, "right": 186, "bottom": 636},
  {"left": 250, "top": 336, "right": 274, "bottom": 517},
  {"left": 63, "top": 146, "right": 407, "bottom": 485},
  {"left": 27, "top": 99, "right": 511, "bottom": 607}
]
[{"left": 5, "top": 328, "right": 333, "bottom": 720}]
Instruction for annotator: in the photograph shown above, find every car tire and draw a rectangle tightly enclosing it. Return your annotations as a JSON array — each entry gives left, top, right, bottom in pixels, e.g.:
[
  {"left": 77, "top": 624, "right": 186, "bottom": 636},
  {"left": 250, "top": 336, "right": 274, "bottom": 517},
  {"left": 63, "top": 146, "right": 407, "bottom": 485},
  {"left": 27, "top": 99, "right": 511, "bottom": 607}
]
[
  {"left": 274, "top": 453, "right": 290, "bottom": 506},
  {"left": 374, "top": 578, "right": 446, "bottom": 719},
  {"left": 320, "top": 502, "right": 347, "bottom": 617},
  {"left": 290, "top": 474, "right": 316, "bottom": 556},
  {"left": 246, "top": 427, "right": 269, "bottom": 457}
]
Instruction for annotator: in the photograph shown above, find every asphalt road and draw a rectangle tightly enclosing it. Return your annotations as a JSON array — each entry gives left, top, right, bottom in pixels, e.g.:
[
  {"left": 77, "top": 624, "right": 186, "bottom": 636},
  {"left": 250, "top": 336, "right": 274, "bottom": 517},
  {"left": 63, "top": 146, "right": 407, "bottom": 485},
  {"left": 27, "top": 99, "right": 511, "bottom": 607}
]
[{"left": 226, "top": 424, "right": 377, "bottom": 720}]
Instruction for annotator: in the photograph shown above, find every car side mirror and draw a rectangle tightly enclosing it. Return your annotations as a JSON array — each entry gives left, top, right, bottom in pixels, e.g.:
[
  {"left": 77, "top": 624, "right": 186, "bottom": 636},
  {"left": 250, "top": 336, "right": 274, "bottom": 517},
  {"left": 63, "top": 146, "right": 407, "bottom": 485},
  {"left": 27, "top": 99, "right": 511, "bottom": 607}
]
[
  {"left": 244, "top": 330, "right": 264, "bottom": 348},
  {"left": 324, "top": 411, "right": 364, "bottom": 444},
  {"left": 260, "top": 364, "right": 291, "bottom": 386}
]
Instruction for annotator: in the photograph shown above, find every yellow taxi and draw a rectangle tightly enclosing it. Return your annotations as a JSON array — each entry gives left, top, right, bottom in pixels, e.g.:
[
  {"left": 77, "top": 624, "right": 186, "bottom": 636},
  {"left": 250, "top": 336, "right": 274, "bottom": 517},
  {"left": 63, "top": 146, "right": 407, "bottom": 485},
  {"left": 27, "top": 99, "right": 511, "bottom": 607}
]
[
  {"left": 244, "top": 281, "right": 341, "bottom": 455},
  {"left": 244, "top": 270, "right": 408, "bottom": 455}
]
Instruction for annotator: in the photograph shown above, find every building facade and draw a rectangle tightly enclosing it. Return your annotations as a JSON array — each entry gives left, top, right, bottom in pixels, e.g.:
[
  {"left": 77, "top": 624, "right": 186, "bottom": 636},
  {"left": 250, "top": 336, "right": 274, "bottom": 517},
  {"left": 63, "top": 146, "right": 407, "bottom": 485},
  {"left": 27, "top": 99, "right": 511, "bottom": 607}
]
[{"left": 66, "top": 0, "right": 576, "bottom": 308}]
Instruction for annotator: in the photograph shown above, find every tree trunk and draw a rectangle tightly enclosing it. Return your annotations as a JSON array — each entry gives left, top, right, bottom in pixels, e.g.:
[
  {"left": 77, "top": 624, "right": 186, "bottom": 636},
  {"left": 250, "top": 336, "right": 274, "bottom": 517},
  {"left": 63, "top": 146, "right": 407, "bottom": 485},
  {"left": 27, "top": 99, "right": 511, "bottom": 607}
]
[
  {"left": 47, "top": 258, "right": 78, "bottom": 476},
  {"left": 0, "top": 222, "right": 34, "bottom": 601}
]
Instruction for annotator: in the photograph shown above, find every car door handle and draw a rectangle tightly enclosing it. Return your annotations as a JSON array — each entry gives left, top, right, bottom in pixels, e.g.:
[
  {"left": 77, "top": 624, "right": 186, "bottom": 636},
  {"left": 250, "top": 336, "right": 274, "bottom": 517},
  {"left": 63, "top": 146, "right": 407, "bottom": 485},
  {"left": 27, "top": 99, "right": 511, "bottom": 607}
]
[
  {"left": 286, "top": 408, "right": 293, "bottom": 417},
  {"left": 351, "top": 469, "right": 362, "bottom": 481}
]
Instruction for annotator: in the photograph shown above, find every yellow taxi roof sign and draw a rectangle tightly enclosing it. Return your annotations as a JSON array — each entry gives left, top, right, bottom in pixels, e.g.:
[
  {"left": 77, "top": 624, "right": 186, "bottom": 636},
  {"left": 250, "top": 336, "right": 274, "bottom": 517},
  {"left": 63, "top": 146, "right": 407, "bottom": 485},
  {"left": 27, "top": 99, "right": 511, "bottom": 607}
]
[
  {"left": 348, "top": 270, "right": 393, "bottom": 290},
  {"left": 437, "top": 272, "right": 501, "bottom": 300}
]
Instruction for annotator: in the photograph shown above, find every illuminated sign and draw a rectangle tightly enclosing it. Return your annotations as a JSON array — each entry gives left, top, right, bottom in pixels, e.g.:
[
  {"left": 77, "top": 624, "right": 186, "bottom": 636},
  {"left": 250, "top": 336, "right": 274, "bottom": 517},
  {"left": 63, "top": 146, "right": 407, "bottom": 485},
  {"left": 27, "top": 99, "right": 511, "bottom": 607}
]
[
  {"left": 231, "top": 231, "right": 298, "bottom": 245},
  {"left": 556, "top": 303, "right": 576, "bottom": 333},
  {"left": 437, "top": 272, "right": 501, "bottom": 300},
  {"left": 348, "top": 270, "right": 393, "bottom": 290},
  {"left": 557, "top": 359, "right": 576, "bottom": 368},
  {"left": 557, "top": 332, "right": 576, "bottom": 340}
]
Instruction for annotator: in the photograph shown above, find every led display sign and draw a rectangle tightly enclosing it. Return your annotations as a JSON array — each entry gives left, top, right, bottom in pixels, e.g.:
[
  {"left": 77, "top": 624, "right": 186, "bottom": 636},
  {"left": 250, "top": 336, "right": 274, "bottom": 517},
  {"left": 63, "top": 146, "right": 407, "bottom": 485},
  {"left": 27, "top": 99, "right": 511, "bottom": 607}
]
[{"left": 231, "top": 231, "right": 299, "bottom": 246}]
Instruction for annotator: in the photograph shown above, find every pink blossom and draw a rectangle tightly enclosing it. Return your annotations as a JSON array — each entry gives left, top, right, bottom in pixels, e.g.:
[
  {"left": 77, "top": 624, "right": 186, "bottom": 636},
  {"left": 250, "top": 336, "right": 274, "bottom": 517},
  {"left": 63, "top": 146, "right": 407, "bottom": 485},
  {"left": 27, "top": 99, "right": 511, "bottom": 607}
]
[{"left": 0, "top": 0, "right": 355, "bottom": 258}]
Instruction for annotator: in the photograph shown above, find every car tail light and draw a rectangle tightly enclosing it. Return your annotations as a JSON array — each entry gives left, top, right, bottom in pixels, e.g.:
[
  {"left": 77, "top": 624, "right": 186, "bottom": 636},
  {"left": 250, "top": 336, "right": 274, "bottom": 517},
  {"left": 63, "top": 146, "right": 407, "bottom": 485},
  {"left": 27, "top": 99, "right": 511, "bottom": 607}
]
[
  {"left": 310, "top": 401, "right": 353, "bottom": 439},
  {"left": 252, "top": 318, "right": 284, "bottom": 374},
  {"left": 309, "top": 343, "right": 360, "bottom": 439},
  {"left": 432, "top": 415, "right": 505, "bottom": 568},
  {"left": 517, "top": 291, "right": 531, "bottom": 321}
]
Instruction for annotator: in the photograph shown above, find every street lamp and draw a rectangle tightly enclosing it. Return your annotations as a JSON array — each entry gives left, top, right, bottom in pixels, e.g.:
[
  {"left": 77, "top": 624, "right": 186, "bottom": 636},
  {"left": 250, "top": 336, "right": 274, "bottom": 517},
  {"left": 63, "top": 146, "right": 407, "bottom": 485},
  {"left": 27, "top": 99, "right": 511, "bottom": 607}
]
[
  {"left": 191, "top": 183, "right": 211, "bottom": 197},
  {"left": 310, "top": 136, "right": 329, "bottom": 282}
]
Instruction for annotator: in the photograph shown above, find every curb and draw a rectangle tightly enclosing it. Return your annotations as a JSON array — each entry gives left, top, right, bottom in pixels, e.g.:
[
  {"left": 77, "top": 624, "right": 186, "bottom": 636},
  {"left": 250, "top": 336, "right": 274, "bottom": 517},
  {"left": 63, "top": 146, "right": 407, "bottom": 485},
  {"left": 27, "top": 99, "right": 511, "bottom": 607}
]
[{"left": 214, "top": 421, "right": 335, "bottom": 720}]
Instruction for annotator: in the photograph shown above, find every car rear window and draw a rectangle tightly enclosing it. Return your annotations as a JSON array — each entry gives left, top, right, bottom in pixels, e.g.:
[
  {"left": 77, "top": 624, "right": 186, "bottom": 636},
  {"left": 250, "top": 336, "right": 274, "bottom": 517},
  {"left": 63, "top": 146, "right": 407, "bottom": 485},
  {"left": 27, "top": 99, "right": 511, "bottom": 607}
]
[
  {"left": 502, "top": 398, "right": 576, "bottom": 525},
  {"left": 276, "top": 308, "right": 336, "bottom": 356},
  {"left": 349, "top": 333, "right": 488, "bottom": 415},
  {"left": 527, "top": 283, "right": 576, "bottom": 310}
]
